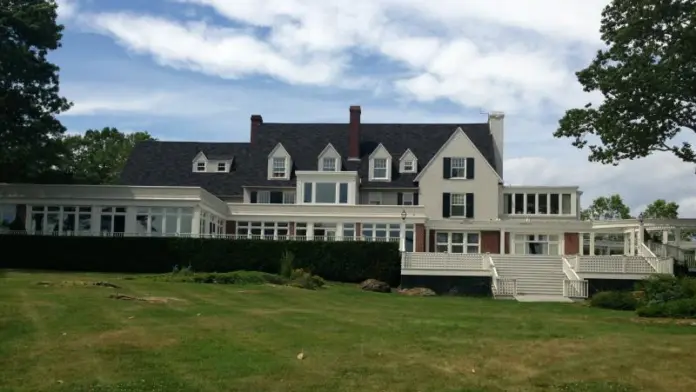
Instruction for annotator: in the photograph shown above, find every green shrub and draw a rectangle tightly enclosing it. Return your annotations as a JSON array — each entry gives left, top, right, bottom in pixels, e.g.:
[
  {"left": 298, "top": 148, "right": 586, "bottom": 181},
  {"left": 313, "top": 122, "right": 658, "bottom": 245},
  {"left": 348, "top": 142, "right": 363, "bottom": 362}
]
[
  {"left": 637, "top": 298, "right": 696, "bottom": 319},
  {"left": 0, "top": 235, "right": 400, "bottom": 285},
  {"left": 638, "top": 275, "right": 696, "bottom": 305},
  {"left": 289, "top": 268, "right": 325, "bottom": 290},
  {"left": 168, "top": 271, "right": 287, "bottom": 285},
  {"left": 590, "top": 291, "right": 638, "bottom": 311}
]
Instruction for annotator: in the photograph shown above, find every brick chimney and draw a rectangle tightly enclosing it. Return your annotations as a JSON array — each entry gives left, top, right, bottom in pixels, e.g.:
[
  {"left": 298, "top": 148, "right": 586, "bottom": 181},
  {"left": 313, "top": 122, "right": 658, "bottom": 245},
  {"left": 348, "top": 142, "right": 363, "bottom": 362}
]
[
  {"left": 250, "top": 114, "right": 263, "bottom": 144},
  {"left": 348, "top": 105, "right": 361, "bottom": 160}
]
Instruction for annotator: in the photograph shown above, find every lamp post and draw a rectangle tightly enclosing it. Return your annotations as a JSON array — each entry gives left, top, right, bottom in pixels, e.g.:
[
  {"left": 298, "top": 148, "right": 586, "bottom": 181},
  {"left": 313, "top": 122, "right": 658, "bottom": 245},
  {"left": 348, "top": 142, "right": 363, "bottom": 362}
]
[
  {"left": 399, "top": 209, "right": 407, "bottom": 254},
  {"left": 637, "top": 212, "right": 645, "bottom": 254}
]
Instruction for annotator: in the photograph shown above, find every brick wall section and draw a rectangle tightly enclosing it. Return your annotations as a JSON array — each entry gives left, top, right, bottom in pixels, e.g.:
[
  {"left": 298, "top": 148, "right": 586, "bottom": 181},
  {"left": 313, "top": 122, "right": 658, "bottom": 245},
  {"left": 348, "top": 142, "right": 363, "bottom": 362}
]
[
  {"left": 355, "top": 223, "right": 361, "bottom": 239},
  {"left": 225, "top": 220, "right": 236, "bottom": 236},
  {"left": 289, "top": 222, "right": 295, "bottom": 236},
  {"left": 415, "top": 224, "right": 425, "bottom": 252},
  {"left": 481, "top": 231, "right": 500, "bottom": 254},
  {"left": 429, "top": 230, "right": 435, "bottom": 252},
  {"left": 564, "top": 232, "right": 579, "bottom": 255},
  {"left": 504, "top": 232, "right": 510, "bottom": 254}
]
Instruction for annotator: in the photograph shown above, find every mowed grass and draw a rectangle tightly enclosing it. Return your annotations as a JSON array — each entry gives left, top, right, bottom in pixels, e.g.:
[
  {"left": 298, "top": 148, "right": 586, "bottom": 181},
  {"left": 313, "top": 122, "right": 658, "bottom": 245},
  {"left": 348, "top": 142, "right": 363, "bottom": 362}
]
[{"left": 1, "top": 272, "right": 696, "bottom": 392}]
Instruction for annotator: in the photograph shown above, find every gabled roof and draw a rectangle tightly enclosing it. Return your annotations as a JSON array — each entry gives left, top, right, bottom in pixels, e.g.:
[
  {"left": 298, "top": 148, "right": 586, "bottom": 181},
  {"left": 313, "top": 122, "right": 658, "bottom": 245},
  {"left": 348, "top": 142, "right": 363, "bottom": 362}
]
[{"left": 120, "top": 121, "right": 497, "bottom": 195}]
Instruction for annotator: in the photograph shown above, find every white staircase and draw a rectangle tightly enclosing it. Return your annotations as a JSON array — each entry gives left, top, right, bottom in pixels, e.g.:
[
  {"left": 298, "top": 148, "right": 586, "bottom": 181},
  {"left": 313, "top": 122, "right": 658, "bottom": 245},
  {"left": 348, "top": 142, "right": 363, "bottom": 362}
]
[{"left": 492, "top": 255, "right": 568, "bottom": 299}]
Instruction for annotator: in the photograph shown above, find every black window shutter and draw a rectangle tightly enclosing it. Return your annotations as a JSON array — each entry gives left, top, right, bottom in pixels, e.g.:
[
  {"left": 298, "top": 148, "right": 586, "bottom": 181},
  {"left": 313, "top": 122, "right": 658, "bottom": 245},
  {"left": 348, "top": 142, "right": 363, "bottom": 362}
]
[
  {"left": 397, "top": 192, "right": 403, "bottom": 205},
  {"left": 466, "top": 158, "right": 475, "bottom": 179},
  {"left": 466, "top": 193, "right": 474, "bottom": 218},
  {"left": 250, "top": 191, "right": 258, "bottom": 203},
  {"left": 443, "top": 158, "right": 451, "bottom": 179},
  {"left": 413, "top": 192, "right": 419, "bottom": 206},
  {"left": 269, "top": 191, "right": 283, "bottom": 204},
  {"left": 442, "top": 193, "right": 451, "bottom": 218}
]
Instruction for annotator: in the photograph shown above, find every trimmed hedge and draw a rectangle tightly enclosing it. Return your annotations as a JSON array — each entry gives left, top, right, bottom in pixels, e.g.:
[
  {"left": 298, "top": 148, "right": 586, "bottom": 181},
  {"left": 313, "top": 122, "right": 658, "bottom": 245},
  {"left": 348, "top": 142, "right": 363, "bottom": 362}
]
[{"left": 0, "top": 235, "right": 401, "bottom": 285}]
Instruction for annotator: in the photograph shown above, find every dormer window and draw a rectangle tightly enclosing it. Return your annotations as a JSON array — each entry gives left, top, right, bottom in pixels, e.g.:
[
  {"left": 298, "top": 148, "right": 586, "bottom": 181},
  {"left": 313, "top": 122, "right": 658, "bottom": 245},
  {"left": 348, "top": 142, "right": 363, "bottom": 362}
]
[
  {"left": 399, "top": 149, "right": 418, "bottom": 174},
  {"left": 217, "top": 162, "right": 226, "bottom": 172},
  {"left": 372, "top": 158, "right": 388, "bottom": 179},
  {"left": 196, "top": 162, "right": 206, "bottom": 172},
  {"left": 272, "top": 157, "right": 287, "bottom": 178},
  {"left": 321, "top": 157, "right": 337, "bottom": 172}
]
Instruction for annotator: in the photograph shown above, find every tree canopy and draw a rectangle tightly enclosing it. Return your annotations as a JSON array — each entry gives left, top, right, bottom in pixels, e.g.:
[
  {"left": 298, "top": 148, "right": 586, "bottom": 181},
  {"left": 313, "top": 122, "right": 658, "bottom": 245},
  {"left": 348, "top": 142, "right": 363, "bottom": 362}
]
[
  {"left": 61, "top": 128, "right": 155, "bottom": 184},
  {"left": 581, "top": 194, "right": 632, "bottom": 221},
  {"left": 643, "top": 199, "right": 680, "bottom": 219},
  {"left": 0, "top": 0, "right": 72, "bottom": 182},
  {"left": 554, "top": 0, "right": 696, "bottom": 165}
]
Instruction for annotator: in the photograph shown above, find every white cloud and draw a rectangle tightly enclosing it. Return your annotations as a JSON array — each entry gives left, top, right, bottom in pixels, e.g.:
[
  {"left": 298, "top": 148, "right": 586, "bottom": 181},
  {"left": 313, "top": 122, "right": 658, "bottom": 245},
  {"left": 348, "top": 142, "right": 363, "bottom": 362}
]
[
  {"left": 75, "top": 0, "right": 611, "bottom": 114},
  {"left": 56, "top": 0, "right": 78, "bottom": 19}
]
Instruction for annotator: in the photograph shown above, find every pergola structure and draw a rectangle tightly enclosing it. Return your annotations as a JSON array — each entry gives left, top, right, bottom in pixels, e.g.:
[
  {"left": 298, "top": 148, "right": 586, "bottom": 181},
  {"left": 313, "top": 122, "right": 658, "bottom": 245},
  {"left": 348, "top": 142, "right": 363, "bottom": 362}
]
[{"left": 586, "top": 216, "right": 696, "bottom": 256}]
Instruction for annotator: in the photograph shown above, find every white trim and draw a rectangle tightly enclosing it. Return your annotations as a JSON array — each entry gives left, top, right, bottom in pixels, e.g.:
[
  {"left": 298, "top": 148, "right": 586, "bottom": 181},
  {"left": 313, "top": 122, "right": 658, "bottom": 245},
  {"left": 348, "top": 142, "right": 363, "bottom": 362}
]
[
  {"left": 414, "top": 127, "right": 503, "bottom": 183},
  {"left": 368, "top": 143, "right": 392, "bottom": 182},
  {"left": 434, "top": 231, "right": 481, "bottom": 253},
  {"left": 317, "top": 143, "right": 341, "bottom": 172},
  {"left": 399, "top": 149, "right": 418, "bottom": 173},
  {"left": 191, "top": 151, "right": 207, "bottom": 163},
  {"left": 267, "top": 143, "right": 292, "bottom": 180}
]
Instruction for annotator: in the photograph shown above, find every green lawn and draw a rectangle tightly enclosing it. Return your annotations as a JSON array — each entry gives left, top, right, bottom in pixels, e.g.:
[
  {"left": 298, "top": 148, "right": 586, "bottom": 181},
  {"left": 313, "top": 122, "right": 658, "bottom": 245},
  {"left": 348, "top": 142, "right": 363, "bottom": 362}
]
[{"left": 1, "top": 272, "right": 696, "bottom": 392}]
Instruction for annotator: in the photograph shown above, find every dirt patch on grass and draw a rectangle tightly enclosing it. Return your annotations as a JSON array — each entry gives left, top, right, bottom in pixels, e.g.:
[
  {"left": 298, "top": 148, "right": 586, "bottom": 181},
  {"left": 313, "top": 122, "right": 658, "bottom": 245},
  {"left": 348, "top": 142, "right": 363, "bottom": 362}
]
[
  {"left": 629, "top": 317, "right": 696, "bottom": 326},
  {"left": 109, "top": 294, "right": 185, "bottom": 304},
  {"left": 37, "top": 280, "right": 121, "bottom": 289},
  {"left": 71, "top": 326, "right": 179, "bottom": 350}
]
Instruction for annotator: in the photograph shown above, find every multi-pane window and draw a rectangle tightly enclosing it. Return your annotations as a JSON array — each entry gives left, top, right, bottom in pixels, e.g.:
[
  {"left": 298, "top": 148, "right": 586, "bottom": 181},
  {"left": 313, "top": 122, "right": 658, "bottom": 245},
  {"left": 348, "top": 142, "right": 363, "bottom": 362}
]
[
  {"left": 321, "top": 157, "right": 337, "bottom": 171},
  {"left": 283, "top": 191, "right": 295, "bottom": 204},
  {"left": 0, "top": 204, "right": 16, "bottom": 231},
  {"left": 368, "top": 192, "right": 382, "bottom": 205},
  {"left": 362, "top": 223, "right": 415, "bottom": 252},
  {"left": 402, "top": 192, "right": 414, "bottom": 206},
  {"left": 450, "top": 193, "right": 467, "bottom": 216},
  {"left": 29, "top": 205, "right": 93, "bottom": 235},
  {"left": 196, "top": 162, "right": 206, "bottom": 172},
  {"left": 302, "top": 182, "right": 349, "bottom": 204},
  {"left": 450, "top": 157, "right": 467, "bottom": 178},
  {"left": 504, "top": 192, "right": 574, "bottom": 215},
  {"left": 372, "top": 158, "right": 388, "bottom": 179},
  {"left": 435, "top": 232, "right": 479, "bottom": 253},
  {"left": 236, "top": 221, "right": 289, "bottom": 239},
  {"left": 272, "top": 157, "right": 287, "bottom": 178},
  {"left": 99, "top": 207, "right": 126, "bottom": 236},
  {"left": 403, "top": 160, "right": 414, "bottom": 172},
  {"left": 136, "top": 207, "right": 194, "bottom": 236},
  {"left": 217, "top": 162, "right": 226, "bottom": 172},
  {"left": 513, "top": 234, "right": 560, "bottom": 255}
]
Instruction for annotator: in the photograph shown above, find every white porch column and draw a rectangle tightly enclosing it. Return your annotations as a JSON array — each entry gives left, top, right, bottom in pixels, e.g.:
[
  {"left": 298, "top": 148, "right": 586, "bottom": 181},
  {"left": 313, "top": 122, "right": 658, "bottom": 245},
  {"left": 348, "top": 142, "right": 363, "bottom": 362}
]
[
  {"left": 638, "top": 223, "right": 644, "bottom": 248},
  {"left": 662, "top": 230, "right": 669, "bottom": 243},
  {"left": 125, "top": 207, "right": 137, "bottom": 235},
  {"left": 629, "top": 230, "right": 636, "bottom": 255},
  {"left": 191, "top": 207, "right": 201, "bottom": 236},
  {"left": 578, "top": 232, "right": 584, "bottom": 256},
  {"left": 589, "top": 232, "right": 596, "bottom": 256},
  {"left": 623, "top": 231, "right": 630, "bottom": 255},
  {"left": 675, "top": 228, "right": 682, "bottom": 247},
  {"left": 306, "top": 222, "right": 314, "bottom": 240},
  {"left": 399, "top": 221, "right": 406, "bottom": 252},
  {"left": 336, "top": 223, "right": 344, "bottom": 241},
  {"left": 499, "top": 229, "right": 506, "bottom": 254},
  {"left": 90, "top": 206, "right": 100, "bottom": 236}
]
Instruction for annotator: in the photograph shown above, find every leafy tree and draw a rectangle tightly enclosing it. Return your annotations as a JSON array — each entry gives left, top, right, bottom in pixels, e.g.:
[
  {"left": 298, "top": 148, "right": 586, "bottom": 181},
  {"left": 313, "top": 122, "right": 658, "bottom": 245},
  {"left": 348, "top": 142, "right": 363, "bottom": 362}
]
[
  {"left": 643, "top": 199, "right": 680, "bottom": 219},
  {"left": 581, "top": 194, "right": 632, "bottom": 221},
  {"left": 554, "top": 0, "right": 696, "bottom": 165},
  {"left": 61, "top": 128, "right": 155, "bottom": 184},
  {"left": 0, "top": 0, "right": 72, "bottom": 182}
]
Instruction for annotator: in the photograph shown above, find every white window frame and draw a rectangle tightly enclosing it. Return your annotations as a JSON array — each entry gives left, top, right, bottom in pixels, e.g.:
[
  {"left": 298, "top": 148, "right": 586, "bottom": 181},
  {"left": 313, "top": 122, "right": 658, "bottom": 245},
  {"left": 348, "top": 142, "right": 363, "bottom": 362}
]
[
  {"left": 505, "top": 193, "right": 573, "bottom": 216},
  {"left": 450, "top": 193, "right": 466, "bottom": 217},
  {"left": 257, "top": 190, "right": 271, "bottom": 204},
  {"left": 283, "top": 191, "right": 296, "bottom": 204},
  {"left": 217, "top": 162, "right": 226, "bottom": 172},
  {"left": 321, "top": 157, "right": 337, "bottom": 172},
  {"left": 513, "top": 233, "right": 560, "bottom": 255},
  {"left": 236, "top": 221, "right": 289, "bottom": 240},
  {"left": 403, "top": 160, "right": 415, "bottom": 172},
  {"left": 435, "top": 231, "right": 480, "bottom": 253},
  {"left": 271, "top": 157, "right": 287, "bottom": 178},
  {"left": 372, "top": 158, "right": 388, "bottom": 179},
  {"left": 196, "top": 162, "right": 206, "bottom": 172},
  {"left": 451, "top": 157, "right": 467, "bottom": 178},
  {"left": 303, "top": 182, "right": 349, "bottom": 204},
  {"left": 402, "top": 192, "right": 414, "bottom": 206},
  {"left": 368, "top": 192, "right": 382, "bottom": 205},
  {"left": 361, "top": 223, "right": 415, "bottom": 249}
]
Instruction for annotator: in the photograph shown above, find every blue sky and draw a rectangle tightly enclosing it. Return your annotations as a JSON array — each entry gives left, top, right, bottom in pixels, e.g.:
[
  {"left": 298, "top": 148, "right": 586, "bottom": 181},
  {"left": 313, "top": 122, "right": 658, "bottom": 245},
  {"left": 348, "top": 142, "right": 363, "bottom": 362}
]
[{"left": 54, "top": 0, "right": 696, "bottom": 216}]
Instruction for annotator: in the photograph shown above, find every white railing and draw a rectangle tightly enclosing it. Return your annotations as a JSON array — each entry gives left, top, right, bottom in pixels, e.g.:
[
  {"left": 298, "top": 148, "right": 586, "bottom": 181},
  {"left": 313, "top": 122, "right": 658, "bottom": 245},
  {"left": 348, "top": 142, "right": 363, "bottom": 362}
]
[
  {"left": 563, "top": 279, "right": 588, "bottom": 298},
  {"left": 647, "top": 240, "right": 696, "bottom": 270},
  {"left": 486, "top": 254, "right": 517, "bottom": 297},
  {"left": 573, "top": 255, "right": 655, "bottom": 274},
  {"left": 639, "top": 243, "right": 674, "bottom": 274},
  {"left": 1, "top": 230, "right": 402, "bottom": 243},
  {"left": 401, "top": 252, "right": 488, "bottom": 271},
  {"left": 562, "top": 256, "right": 588, "bottom": 298}
]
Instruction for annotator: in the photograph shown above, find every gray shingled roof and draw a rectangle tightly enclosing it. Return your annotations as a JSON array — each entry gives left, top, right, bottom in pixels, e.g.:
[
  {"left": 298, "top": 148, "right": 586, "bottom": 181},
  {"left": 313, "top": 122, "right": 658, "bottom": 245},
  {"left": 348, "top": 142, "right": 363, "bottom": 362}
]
[{"left": 120, "top": 122, "right": 496, "bottom": 197}]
